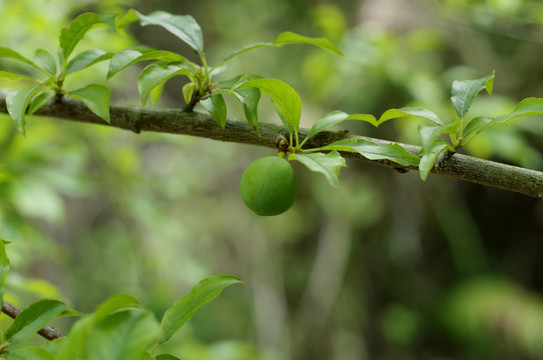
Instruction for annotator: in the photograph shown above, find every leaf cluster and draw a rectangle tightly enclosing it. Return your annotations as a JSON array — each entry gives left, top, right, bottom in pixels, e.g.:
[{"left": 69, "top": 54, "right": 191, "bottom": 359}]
[
  {"left": 0, "top": 241, "right": 242, "bottom": 360},
  {"left": 0, "top": 13, "right": 120, "bottom": 134},
  {"left": 290, "top": 72, "right": 543, "bottom": 185},
  {"left": 1, "top": 10, "right": 542, "bottom": 187}
]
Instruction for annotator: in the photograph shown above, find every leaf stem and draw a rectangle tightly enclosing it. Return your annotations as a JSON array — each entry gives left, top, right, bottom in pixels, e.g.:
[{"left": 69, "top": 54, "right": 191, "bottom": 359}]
[
  {"left": 299, "top": 147, "right": 325, "bottom": 153},
  {"left": 289, "top": 132, "right": 294, "bottom": 151},
  {"left": 199, "top": 52, "right": 210, "bottom": 84}
]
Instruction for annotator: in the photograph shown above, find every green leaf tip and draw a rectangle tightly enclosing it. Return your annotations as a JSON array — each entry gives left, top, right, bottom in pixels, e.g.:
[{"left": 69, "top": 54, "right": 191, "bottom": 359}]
[
  {"left": 460, "top": 97, "right": 543, "bottom": 146},
  {"left": 201, "top": 94, "right": 227, "bottom": 128},
  {"left": 68, "top": 84, "right": 111, "bottom": 123},
  {"left": 59, "top": 12, "right": 117, "bottom": 60},
  {"left": 272, "top": 31, "right": 344, "bottom": 56},
  {"left": 6, "top": 82, "right": 49, "bottom": 135},
  {"left": 136, "top": 11, "right": 204, "bottom": 54},
  {"left": 495, "top": 97, "right": 543, "bottom": 124},
  {"left": 292, "top": 151, "right": 346, "bottom": 187},
  {"left": 450, "top": 71, "right": 495, "bottom": 119}
]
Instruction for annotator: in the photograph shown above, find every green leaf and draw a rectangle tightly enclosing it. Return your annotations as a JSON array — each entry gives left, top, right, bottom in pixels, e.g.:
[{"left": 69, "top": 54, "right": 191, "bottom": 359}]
[
  {"left": 56, "top": 294, "right": 141, "bottom": 360},
  {"left": 32, "top": 49, "right": 57, "bottom": 76},
  {"left": 99, "top": 13, "right": 117, "bottom": 31},
  {"left": 461, "top": 116, "right": 494, "bottom": 144},
  {"left": 322, "top": 139, "right": 420, "bottom": 167},
  {"left": 494, "top": 97, "right": 543, "bottom": 124},
  {"left": 215, "top": 76, "right": 262, "bottom": 132},
  {"left": 56, "top": 317, "right": 91, "bottom": 360},
  {"left": 392, "top": 107, "right": 444, "bottom": 125},
  {"left": 346, "top": 107, "right": 443, "bottom": 127},
  {"left": 451, "top": 71, "right": 495, "bottom": 119},
  {"left": 4, "top": 299, "right": 69, "bottom": 344},
  {"left": 0, "top": 238, "right": 10, "bottom": 305},
  {"left": 216, "top": 74, "right": 262, "bottom": 91},
  {"left": 66, "top": 50, "right": 113, "bottom": 75},
  {"left": 292, "top": 151, "right": 346, "bottom": 187},
  {"left": 159, "top": 275, "right": 243, "bottom": 344},
  {"left": 418, "top": 124, "right": 448, "bottom": 153},
  {"left": 4, "top": 347, "right": 55, "bottom": 360},
  {"left": 343, "top": 113, "right": 378, "bottom": 126},
  {"left": 272, "top": 31, "right": 343, "bottom": 56},
  {"left": 442, "top": 116, "right": 462, "bottom": 136},
  {"left": 93, "top": 294, "right": 142, "bottom": 322},
  {"left": 67, "top": 84, "right": 111, "bottom": 123},
  {"left": 237, "top": 87, "right": 261, "bottom": 133},
  {"left": 213, "top": 31, "right": 342, "bottom": 69},
  {"left": 6, "top": 82, "right": 49, "bottom": 134},
  {"left": 182, "top": 82, "right": 195, "bottom": 105},
  {"left": 0, "top": 71, "right": 39, "bottom": 84},
  {"left": 137, "top": 62, "right": 193, "bottom": 106},
  {"left": 28, "top": 92, "right": 54, "bottom": 115},
  {"left": 150, "top": 80, "right": 167, "bottom": 104},
  {"left": 237, "top": 78, "right": 302, "bottom": 133},
  {"left": 419, "top": 141, "right": 449, "bottom": 181},
  {"left": 213, "top": 43, "right": 270, "bottom": 70},
  {"left": 460, "top": 98, "right": 543, "bottom": 146},
  {"left": 156, "top": 355, "right": 181, "bottom": 360},
  {"left": 83, "top": 309, "right": 160, "bottom": 360},
  {"left": 418, "top": 123, "right": 451, "bottom": 180},
  {"left": 200, "top": 94, "right": 227, "bottom": 128},
  {"left": 117, "top": 9, "right": 139, "bottom": 29},
  {"left": 136, "top": 11, "right": 204, "bottom": 54},
  {"left": 0, "top": 47, "right": 45, "bottom": 73},
  {"left": 107, "top": 48, "right": 187, "bottom": 79},
  {"left": 303, "top": 111, "right": 348, "bottom": 145},
  {"left": 60, "top": 12, "right": 116, "bottom": 60}
]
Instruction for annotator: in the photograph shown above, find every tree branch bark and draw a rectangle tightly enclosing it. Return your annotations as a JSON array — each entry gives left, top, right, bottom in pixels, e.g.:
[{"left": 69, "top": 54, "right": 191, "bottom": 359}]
[{"left": 0, "top": 93, "right": 542, "bottom": 199}]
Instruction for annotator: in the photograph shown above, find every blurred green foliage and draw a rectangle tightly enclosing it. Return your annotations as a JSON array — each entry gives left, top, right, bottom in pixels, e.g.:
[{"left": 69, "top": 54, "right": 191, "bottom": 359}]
[{"left": 1, "top": 0, "right": 543, "bottom": 359}]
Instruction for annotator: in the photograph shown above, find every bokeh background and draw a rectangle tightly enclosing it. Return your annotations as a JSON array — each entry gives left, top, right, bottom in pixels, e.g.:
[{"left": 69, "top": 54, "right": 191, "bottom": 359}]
[{"left": 1, "top": 0, "right": 543, "bottom": 359}]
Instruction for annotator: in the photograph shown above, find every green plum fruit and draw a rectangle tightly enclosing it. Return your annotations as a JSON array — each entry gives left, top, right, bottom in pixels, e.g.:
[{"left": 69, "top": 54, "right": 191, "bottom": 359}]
[{"left": 240, "top": 156, "right": 298, "bottom": 216}]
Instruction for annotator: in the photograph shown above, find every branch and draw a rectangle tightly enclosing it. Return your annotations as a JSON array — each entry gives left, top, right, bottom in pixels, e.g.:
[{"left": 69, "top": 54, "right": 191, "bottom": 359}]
[
  {"left": 0, "top": 93, "right": 542, "bottom": 199},
  {"left": 2, "top": 299, "right": 65, "bottom": 341}
]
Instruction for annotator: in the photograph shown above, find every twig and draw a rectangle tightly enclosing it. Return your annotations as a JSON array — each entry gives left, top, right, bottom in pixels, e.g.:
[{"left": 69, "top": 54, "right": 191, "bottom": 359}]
[
  {"left": 1, "top": 300, "right": 65, "bottom": 340},
  {"left": 0, "top": 93, "right": 541, "bottom": 198}
]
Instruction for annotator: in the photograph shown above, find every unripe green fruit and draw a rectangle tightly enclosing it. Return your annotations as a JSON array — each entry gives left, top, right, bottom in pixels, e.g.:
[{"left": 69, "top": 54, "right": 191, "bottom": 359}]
[{"left": 240, "top": 156, "right": 298, "bottom": 216}]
